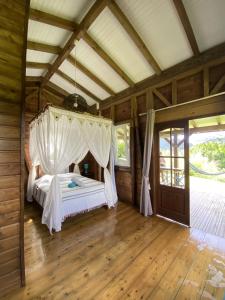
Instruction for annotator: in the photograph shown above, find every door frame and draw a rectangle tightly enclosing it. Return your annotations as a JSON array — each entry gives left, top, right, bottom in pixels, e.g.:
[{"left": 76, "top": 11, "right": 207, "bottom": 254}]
[{"left": 153, "top": 119, "right": 190, "bottom": 225}]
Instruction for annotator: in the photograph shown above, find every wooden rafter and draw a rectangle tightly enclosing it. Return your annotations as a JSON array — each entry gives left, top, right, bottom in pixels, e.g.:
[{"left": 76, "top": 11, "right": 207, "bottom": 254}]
[
  {"left": 102, "top": 42, "right": 225, "bottom": 108},
  {"left": 56, "top": 69, "right": 101, "bottom": 103},
  {"left": 43, "top": 88, "right": 66, "bottom": 102},
  {"left": 27, "top": 40, "right": 115, "bottom": 96},
  {"left": 173, "top": 0, "right": 199, "bottom": 56},
  {"left": 107, "top": 0, "right": 161, "bottom": 75},
  {"left": 45, "top": 81, "right": 69, "bottom": 97},
  {"left": 27, "top": 41, "right": 61, "bottom": 54},
  {"left": 28, "top": 6, "right": 133, "bottom": 88},
  {"left": 29, "top": 8, "right": 77, "bottom": 31},
  {"left": 67, "top": 55, "right": 115, "bottom": 96},
  {"left": 153, "top": 88, "right": 171, "bottom": 107},
  {"left": 82, "top": 33, "right": 133, "bottom": 86},
  {"left": 26, "top": 61, "right": 50, "bottom": 69},
  {"left": 41, "top": 0, "right": 108, "bottom": 88},
  {"left": 210, "top": 73, "right": 225, "bottom": 95}
]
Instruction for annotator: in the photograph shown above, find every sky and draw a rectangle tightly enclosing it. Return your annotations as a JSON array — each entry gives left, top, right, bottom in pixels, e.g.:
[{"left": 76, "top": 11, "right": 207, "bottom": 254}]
[{"left": 189, "top": 131, "right": 225, "bottom": 145}]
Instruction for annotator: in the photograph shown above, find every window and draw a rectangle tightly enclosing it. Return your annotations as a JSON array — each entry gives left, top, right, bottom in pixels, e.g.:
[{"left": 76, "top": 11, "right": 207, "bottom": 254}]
[
  {"left": 159, "top": 128, "right": 185, "bottom": 189},
  {"left": 115, "top": 123, "right": 130, "bottom": 167}
]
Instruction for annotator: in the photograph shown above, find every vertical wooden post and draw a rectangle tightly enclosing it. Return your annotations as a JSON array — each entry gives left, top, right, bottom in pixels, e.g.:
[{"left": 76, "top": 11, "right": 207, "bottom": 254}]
[
  {"left": 110, "top": 104, "right": 115, "bottom": 121},
  {"left": 131, "top": 96, "right": 136, "bottom": 205},
  {"left": 172, "top": 80, "right": 177, "bottom": 105},
  {"left": 203, "top": 67, "right": 209, "bottom": 97},
  {"left": 146, "top": 88, "right": 154, "bottom": 110}
]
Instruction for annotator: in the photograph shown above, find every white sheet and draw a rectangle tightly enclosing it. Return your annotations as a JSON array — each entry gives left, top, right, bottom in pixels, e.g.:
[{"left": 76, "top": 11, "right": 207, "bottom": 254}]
[{"left": 32, "top": 173, "right": 107, "bottom": 230}]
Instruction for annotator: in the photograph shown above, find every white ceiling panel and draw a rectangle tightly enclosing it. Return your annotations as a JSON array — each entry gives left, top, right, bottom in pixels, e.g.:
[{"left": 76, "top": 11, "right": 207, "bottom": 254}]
[
  {"left": 26, "top": 49, "right": 57, "bottom": 64},
  {"left": 26, "top": 68, "right": 46, "bottom": 77},
  {"left": 60, "top": 60, "right": 110, "bottom": 100},
  {"left": 28, "top": 20, "right": 71, "bottom": 47},
  {"left": 88, "top": 7, "right": 154, "bottom": 83},
  {"left": 31, "top": 0, "right": 95, "bottom": 23},
  {"left": 183, "top": 0, "right": 225, "bottom": 52},
  {"left": 50, "top": 73, "right": 96, "bottom": 106},
  {"left": 74, "top": 39, "right": 129, "bottom": 93},
  {"left": 116, "top": 0, "right": 193, "bottom": 69}
]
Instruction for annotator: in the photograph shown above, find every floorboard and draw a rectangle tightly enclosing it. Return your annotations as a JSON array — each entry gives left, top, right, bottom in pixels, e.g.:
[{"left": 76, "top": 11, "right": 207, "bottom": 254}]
[
  {"left": 191, "top": 177, "right": 225, "bottom": 238},
  {"left": 2, "top": 201, "right": 225, "bottom": 300}
]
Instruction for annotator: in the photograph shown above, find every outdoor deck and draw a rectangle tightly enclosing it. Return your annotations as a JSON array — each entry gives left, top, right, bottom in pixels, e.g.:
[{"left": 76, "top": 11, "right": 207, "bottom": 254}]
[{"left": 190, "top": 177, "right": 225, "bottom": 238}]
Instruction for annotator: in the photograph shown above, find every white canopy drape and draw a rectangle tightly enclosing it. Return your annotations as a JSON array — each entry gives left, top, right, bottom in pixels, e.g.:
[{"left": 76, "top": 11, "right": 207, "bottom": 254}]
[{"left": 27, "top": 106, "right": 118, "bottom": 232}]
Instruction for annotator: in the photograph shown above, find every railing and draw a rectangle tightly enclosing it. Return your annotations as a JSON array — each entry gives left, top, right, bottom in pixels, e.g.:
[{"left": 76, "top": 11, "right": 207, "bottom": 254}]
[{"left": 160, "top": 167, "right": 184, "bottom": 188}]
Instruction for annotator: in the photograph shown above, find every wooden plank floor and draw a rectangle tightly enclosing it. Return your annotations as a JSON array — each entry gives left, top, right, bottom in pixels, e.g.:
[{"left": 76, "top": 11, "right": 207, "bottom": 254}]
[
  {"left": 2, "top": 201, "right": 225, "bottom": 300},
  {"left": 191, "top": 177, "right": 225, "bottom": 238}
]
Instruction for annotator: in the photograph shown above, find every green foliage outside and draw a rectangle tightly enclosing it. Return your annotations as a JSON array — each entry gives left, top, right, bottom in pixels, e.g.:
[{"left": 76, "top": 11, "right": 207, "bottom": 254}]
[
  {"left": 190, "top": 138, "right": 225, "bottom": 183},
  {"left": 117, "top": 141, "right": 126, "bottom": 158}
]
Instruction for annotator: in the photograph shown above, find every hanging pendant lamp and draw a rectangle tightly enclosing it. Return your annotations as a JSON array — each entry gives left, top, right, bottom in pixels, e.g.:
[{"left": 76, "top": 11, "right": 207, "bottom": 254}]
[{"left": 63, "top": 44, "right": 88, "bottom": 112}]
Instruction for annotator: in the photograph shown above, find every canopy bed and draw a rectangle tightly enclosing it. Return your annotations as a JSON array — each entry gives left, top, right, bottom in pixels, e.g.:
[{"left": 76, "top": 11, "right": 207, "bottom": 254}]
[{"left": 27, "top": 105, "right": 118, "bottom": 233}]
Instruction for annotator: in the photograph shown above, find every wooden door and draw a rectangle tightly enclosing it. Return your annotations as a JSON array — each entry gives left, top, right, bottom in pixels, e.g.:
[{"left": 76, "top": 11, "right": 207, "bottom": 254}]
[{"left": 156, "top": 120, "right": 190, "bottom": 225}]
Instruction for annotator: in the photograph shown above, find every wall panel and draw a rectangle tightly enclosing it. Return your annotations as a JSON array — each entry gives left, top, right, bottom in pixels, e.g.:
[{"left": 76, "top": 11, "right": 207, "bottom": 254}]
[
  {"left": 0, "top": 0, "right": 29, "bottom": 295},
  {"left": 101, "top": 56, "right": 225, "bottom": 207}
]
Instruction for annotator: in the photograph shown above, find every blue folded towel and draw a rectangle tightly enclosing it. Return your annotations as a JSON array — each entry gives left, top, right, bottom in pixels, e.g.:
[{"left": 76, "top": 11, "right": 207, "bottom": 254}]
[{"left": 68, "top": 181, "right": 78, "bottom": 188}]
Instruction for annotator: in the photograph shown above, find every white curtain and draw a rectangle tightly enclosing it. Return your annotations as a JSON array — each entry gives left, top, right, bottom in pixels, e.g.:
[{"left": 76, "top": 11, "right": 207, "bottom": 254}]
[
  {"left": 35, "top": 110, "right": 89, "bottom": 232},
  {"left": 140, "top": 109, "right": 155, "bottom": 216},
  {"left": 27, "top": 124, "right": 40, "bottom": 202},
  {"left": 73, "top": 164, "right": 80, "bottom": 174},
  {"left": 109, "top": 126, "right": 118, "bottom": 205},
  {"left": 28, "top": 107, "right": 117, "bottom": 233},
  {"left": 83, "top": 121, "right": 117, "bottom": 207}
]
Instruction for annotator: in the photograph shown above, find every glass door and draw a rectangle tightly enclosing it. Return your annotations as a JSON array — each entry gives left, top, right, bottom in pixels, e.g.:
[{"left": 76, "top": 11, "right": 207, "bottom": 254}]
[{"left": 156, "top": 120, "right": 189, "bottom": 225}]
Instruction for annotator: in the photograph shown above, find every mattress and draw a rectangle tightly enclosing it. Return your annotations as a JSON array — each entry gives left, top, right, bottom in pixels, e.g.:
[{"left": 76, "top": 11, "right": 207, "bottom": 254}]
[{"left": 33, "top": 173, "right": 107, "bottom": 217}]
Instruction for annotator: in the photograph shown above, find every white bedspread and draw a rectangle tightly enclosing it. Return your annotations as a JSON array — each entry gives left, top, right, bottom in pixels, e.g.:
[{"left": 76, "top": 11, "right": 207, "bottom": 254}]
[{"left": 32, "top": 173, "right": 107, "bottom": 232}]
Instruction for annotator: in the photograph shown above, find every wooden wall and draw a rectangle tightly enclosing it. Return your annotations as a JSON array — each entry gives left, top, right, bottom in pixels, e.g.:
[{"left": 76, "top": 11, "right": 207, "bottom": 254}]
[
  {"left": 101, "top": 53, "right": 225, "bottom": 207},
  {"left": 0, "top": 0, "right": 29, "bottom": 295}
]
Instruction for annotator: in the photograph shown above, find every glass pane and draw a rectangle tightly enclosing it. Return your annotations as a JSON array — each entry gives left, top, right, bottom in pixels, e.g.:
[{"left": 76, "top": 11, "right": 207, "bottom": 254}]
[
  {"left": 172, "top": 158, "right": 185, "bottom": 188},
  {"left": 160, "top": 157, "right": 171, "bottom": 186},
  {"left": 160, "top": 128, "right": 171, "bottom": 157},
  {"left": 171, "top": 128, "right": 184, "bottom": 157},
  {"left": 115, "top": 123, "right": 130, "bottom": 167}
]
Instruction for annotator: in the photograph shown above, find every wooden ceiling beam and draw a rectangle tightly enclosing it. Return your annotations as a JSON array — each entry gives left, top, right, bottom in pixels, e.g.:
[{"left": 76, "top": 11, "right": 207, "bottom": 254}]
[
  {"left": 29, "top": 8, "right": 77, "bottom": 31},
  {"left": 27, "top": 41, "right": 61, "bottom": 54},
  {"left": 41, "top": 0, "right": 108, "bottom": 88},
  {"left": 82, "top": 33, "right": 134, "bottom": 86},
  {"left": 26, "top": 61, "right": 51, "bottom": 69},
  {"left": 190, "top": 123, "right": 225, "bottom": 134},
  {"left": 26, "top": 76, "right": 42, "bottom": 82},
  {"left": 56, "top": 69, "right": 101, "bottom": 103},
  {"left": 173, "top": 0, "right": 199, "bottom": 56},
  {"left": 67, "top": 55, "right": 115, "bottom": 96},
  {"left": 107, "top": 0, "right": 161, "bottom": 75},
  {"left": 25, "top": 81, "right": 41, "bottom": 88}
]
